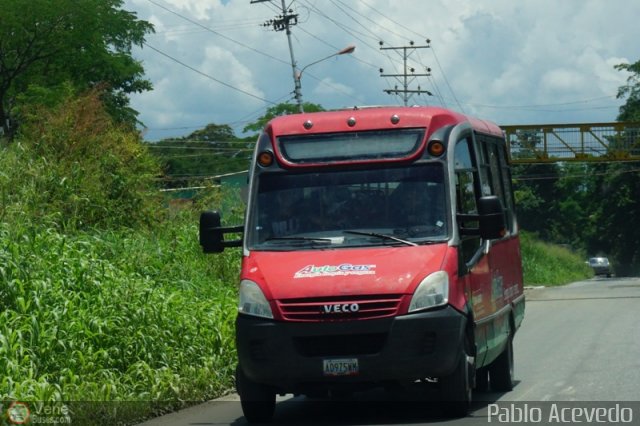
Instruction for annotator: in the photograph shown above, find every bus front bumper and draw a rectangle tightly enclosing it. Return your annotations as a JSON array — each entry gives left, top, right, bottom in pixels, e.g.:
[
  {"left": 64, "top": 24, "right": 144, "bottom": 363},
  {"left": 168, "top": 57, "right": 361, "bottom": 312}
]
[{"left": 235, "top": 305, "right": 466, "bottom": 393}]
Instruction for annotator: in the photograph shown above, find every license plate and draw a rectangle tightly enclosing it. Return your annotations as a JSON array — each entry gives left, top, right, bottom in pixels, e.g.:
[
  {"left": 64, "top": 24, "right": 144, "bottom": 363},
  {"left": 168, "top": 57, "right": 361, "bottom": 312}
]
[{"left": 323, "top": 358, "right": 359, "bottom": 376}]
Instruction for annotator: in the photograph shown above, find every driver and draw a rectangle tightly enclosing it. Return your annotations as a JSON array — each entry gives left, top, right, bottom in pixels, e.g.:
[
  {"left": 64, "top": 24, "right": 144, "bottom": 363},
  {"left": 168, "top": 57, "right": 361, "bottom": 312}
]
[{"left": 269, "top": 188, "right": 303, "bottom": 237}]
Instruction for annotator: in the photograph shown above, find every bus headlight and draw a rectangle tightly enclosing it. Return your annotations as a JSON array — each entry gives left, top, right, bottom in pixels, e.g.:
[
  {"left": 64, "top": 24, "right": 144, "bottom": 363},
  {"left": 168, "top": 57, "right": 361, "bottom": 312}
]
[
  {"left": 408, "top": 271, "right": 449, "bottom": 312},
  {"left": 238, "top": 280, "right": 273, "bottom": 319}
]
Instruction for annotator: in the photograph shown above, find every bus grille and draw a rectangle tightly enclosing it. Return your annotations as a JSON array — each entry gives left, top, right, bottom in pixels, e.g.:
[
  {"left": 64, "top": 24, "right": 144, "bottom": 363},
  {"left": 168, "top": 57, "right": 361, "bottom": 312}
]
[{"left": 277, "top": 294, "right": 404, "bottom": 322}]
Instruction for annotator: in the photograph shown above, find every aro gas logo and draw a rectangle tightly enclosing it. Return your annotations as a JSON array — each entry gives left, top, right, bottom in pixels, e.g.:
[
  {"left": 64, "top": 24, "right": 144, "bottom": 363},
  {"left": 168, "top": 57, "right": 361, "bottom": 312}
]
[{"left": 294, "top": 263, "right": 376, "bottom": 279}]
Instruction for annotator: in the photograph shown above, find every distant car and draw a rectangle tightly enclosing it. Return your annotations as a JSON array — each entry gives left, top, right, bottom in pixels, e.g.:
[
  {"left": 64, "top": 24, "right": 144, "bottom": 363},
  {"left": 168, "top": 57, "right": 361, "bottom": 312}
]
[{"left": 588, "top": 257, "right": 611, "bottom": 277}]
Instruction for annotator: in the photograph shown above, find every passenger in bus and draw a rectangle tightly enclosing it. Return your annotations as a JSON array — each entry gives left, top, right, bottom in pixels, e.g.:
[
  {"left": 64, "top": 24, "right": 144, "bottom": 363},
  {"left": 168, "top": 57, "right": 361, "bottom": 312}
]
[
  {"left": 321, "top": 187, "right": 352, "bottom": 228},
  {"left": 268, "top": 188, "right": 303, "bottom": 237},
  {"left": 299, "top": 187, "right": 352, "bottom": 232},
  {"left": 390, "top": 182, "right": 445, "bottom": 235}
]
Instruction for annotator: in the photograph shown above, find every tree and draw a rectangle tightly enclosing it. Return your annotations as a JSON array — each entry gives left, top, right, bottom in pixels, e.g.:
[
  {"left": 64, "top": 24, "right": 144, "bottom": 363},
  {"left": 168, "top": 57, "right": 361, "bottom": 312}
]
[
  {"left": 582, "top": 161, "right": 640, "bottom": 275},
  {"left": 0, "top": 0, "right": 154, "bottom": 140},
  {"left": 615, "top": 60, "right": 640, "bottom": 121},
  {"left": 510, "top": 129, "right": 543, "bottom": 160},
  {"left": 186, "top": 123, "right": 237, "bottom": 142},
  {"left": 243, "top": 102, "right": 325, "bottom": 134},
  {"left": 150, "top": 124, "right": 254, "bottom": 186},
  {"left": 1, "top": 88, "right": 162, "bottom": 230},
  {"left": 512, "top": 163, "right": 562, "bottom": 238},
  {"left": 574, "top": 60, "right": 640, "bottom": 275}
]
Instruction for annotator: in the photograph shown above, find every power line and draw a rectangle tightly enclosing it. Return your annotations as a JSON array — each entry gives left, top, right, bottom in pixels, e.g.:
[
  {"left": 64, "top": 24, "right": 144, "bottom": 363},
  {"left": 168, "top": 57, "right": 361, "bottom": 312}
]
[
  {"left": 414, "top": 46, "right": 444, "bottom": 107},
  {"left": 513, "top": 166, "right": 640, "bottom": 181},
  {"left": 430, "top": 45, "right": 465, "bottom": 113},
  {"left": 142, "top": 94, "right": 619, "bottom": 135},
  {"left": 157, "top": 171, "right": 248, "bottom": 180},
  {"left": 327, "top": 0, "right": 381, "bottom": 43},
  {"left": 297, "top": 0, "right": 400, "bottom": 98},
  {"left": 141, "top": 92, "right": 294, "bottom": 138},
  {"left": 156, "top": 153, "right": 251, "bottom": 159},
  {"left": 356, "top": 0, "right": 464, "bottom": 112},
  {"left": 251, "top": 0, "right": 306, "bottom": 112},
  {"left": 300, "top": 0, "right": 441, "bottom": 107},
  {"left": 150, "top": 20, "right": 264, "bottom": 35},
  {"left": 468, "top": 96, "right": 618, "bottom": 110},
  {"left": 298, "top": 0, "right": 383, "bottom": 56},
  {"left": 146, "top": 0, "right": 290, "bottom": 66},
  {"left": 262, "top": 26, "right": 362, "bottom": 104},
  {"left": 379, "top": 41, "right": 432, "bottom": 106},
  {"left": 144, "top": 0, "right": 314, "bottom": 124},
  {"left": 294, "top": 25, "right": 377, "bottom": 70},
  {"left": 332, "top": 0, "right": 410, "bottom": 42},
  {"left": 147, "top": 141, "right": 252, "bottom": 147},
  {"left": 427, "top": 74, "right": 447, "bottom": 107},
  {"left": 358, "top": 0, "right": 425, "bottom": 40},
  {"left": 163, "top": 149, "right": 251, "bottom": 152},
  {"left": 143, "top": 43, "right": 277, "bottom": 105}
]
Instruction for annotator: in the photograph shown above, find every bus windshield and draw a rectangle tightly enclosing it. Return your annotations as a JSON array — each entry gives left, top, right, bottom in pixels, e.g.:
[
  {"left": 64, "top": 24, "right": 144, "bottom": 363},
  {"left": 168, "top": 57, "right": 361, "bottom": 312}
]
[{"left": 247, "top": 163, "right": 448, "bottom": 250}]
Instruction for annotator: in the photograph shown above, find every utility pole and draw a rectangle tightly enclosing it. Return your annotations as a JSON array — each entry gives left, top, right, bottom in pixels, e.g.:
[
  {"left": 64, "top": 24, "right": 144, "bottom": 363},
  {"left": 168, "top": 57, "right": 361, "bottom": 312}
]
[
  {"left": 251, "top": 0, "right": 304, "bottom": 111},
  {"left": 379, "top": 40, "right": 432, "bottom": 106}
]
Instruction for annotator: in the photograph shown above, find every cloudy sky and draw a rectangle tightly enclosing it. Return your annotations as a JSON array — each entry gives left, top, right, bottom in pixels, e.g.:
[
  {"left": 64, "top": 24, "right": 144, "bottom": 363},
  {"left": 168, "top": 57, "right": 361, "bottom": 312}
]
[{"left": 123, "top": 0, "right": 640, "bottom": 141}]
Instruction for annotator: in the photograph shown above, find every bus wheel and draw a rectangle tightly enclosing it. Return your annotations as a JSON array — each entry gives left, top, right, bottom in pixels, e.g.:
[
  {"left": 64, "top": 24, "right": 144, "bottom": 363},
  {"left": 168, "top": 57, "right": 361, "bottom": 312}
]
[
  {"left": 440, "top": 342, "right": 473, "bottom": 417},
  {"left": 475, "top": 366, "right": 489, "bottom": 392},
  {"left": 489, "top": 333, "right": 514, "bottom": 392},
  {"left": 236, "top": 365, "right": 276, "bottom": 423}
]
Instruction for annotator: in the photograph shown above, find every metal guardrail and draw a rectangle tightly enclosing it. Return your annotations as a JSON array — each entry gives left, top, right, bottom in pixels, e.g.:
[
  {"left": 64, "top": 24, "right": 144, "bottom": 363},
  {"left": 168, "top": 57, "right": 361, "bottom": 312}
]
[{"left": 501, "top": 122, "right": 640, "bottom": 163}]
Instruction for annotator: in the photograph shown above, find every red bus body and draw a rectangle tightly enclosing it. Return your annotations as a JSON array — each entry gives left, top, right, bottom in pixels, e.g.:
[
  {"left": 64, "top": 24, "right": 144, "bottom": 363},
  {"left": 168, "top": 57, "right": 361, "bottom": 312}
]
[{"left": 201, "top": 106, "right": 525, "bottom": 421}]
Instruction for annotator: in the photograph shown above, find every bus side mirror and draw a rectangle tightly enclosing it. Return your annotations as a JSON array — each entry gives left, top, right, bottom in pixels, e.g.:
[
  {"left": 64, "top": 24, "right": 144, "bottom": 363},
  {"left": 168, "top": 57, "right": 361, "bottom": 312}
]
[
  {"left": 199, "top": 211, "right": 245, "bottom": 253},
  {"left": 478, "top": 196, "right": 507, "bottom": 240},
  {"left": 200, "top": 211, "right": 224, "bottom": 253}
]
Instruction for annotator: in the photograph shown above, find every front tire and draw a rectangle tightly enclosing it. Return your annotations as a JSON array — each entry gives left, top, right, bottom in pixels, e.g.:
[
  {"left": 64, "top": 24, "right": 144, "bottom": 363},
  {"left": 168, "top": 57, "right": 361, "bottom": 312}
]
[
  {"left": 489, "top": 333, "right": 514, "bottom": 391},
  {"left": 236, "top": 365, "right": 276, "bottom": 423},
  {"left": 475, "top": 366, "right": 489, "bottom": 392},
  {"left": 440, "top": 341, "right": 474, "bottom": 417}
]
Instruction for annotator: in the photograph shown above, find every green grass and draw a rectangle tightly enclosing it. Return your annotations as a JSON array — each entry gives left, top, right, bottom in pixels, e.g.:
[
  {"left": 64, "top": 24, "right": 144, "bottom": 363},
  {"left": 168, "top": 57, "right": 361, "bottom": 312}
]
[
  {"left": 0, "top": 214, "right": 240, "bottom": 423},
  {"left": 520, "top": 231, "right": 593, "bottom": 286},
  {"left": 0, "top": 92, "right": 248, "bottom": 424}
]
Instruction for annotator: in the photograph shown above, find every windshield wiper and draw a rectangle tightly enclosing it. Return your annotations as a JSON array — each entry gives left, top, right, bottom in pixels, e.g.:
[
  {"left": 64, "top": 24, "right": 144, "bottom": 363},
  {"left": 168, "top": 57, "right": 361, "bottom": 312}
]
[
  {"left": 343, "top": 230, "right": 417, "bottom": 247},
  {"left": 264, "top": 236, "right": 333, "bottom": 244}
]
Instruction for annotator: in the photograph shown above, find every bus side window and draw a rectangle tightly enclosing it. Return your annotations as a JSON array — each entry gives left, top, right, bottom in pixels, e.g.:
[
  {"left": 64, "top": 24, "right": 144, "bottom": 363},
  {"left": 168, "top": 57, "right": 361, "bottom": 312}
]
[
  {"left": 498, "top": 144, "right": 516, "bottom": 232},
  {"left": 487, "top": 143, "right": 505, "bottom": 203},
  {"left": 454, "top": 137, "right": 481, "bottom": 266},
  {"left": 475, "top": 133, "right": 516, "bottom": 234},
  {"left": 475, "top": 138, "right": 493, "bottom": 197}
]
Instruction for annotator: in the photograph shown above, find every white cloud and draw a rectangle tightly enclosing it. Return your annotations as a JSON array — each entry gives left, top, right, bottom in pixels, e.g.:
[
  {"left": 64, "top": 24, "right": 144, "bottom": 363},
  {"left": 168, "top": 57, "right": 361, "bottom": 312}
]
[
  {"left": 200, "top": 45, "right": 264, "bottom": 99},
  {"left": 541, "top": 68, "right": 588, "bottom": 94},
  {"left": 124, "top": 0, "right": 640, "bottom": 139},
  {"left": 309, "top": 76, "right": 356, "bottom": 99}
]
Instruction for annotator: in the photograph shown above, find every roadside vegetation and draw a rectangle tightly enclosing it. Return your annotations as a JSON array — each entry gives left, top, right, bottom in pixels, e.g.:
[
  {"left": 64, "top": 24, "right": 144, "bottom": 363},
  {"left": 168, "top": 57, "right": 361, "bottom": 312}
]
[
  {"left": 0, "top": 91, "right": 243, "bottom": 424},
  {"left": 519, "top": 232, "right": 593, "bottom": 286},
  {"left": 1, "top": 1, "right": 637, "bottom": 422}
]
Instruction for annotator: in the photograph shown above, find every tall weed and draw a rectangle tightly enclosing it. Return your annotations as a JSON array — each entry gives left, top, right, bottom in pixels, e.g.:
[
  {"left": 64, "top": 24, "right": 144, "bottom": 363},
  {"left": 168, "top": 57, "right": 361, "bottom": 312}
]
[
  {"left": 0, "top": 217, "right": 239, "bottom": 409},
  {"left": 2, "top": 89, "right": 162, "bottom": 231},
  {"left": 520, "top": 231, "right": 593, "bottom": 285},
  {"left": 0, "top": 90, "right": 245, "bottom": 424}
]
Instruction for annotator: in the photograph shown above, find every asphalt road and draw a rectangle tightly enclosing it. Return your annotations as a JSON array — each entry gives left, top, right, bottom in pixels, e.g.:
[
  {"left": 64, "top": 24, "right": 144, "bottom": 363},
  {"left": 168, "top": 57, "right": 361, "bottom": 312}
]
[{"left": 138, "top": 276, "right": 640, "bottom": 425}]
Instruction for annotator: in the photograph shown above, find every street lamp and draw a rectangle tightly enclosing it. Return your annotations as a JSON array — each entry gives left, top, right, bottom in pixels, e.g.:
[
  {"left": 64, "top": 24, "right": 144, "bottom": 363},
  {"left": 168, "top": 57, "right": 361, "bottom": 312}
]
[{"left": 294, "top": 45, "right": 356, "bottom": 113}]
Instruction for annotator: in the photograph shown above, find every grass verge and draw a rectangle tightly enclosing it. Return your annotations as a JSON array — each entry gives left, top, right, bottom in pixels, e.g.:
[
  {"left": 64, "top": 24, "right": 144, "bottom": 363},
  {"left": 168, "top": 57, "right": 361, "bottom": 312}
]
[
  {"left": 520, "top": 231, "right": 593, "bottom": 286},
  {"left": 0, "top": 214, "right": 240, "bottom": 424}
]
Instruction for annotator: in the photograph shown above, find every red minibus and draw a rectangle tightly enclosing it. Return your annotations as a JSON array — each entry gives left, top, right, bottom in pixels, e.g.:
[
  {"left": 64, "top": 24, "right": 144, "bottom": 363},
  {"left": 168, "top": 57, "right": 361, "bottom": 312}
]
[{"left": 200, "top": 106, "right": 525, "bottom": 422}]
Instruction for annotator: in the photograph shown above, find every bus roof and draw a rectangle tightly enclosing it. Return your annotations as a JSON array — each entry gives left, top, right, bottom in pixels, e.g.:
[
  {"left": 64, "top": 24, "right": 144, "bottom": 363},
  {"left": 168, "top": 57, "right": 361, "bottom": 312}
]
[{"left": 265, "top": 106, "right": 503, "bottom": 139}]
